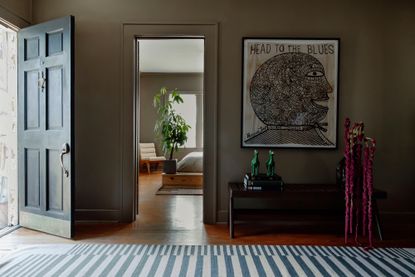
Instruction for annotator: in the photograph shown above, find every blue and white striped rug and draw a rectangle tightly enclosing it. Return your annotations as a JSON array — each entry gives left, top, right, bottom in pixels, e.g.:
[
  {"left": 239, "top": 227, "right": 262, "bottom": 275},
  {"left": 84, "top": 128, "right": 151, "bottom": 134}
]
[{"left": 0, "top": 244, "right": 414, "bottom": 276}]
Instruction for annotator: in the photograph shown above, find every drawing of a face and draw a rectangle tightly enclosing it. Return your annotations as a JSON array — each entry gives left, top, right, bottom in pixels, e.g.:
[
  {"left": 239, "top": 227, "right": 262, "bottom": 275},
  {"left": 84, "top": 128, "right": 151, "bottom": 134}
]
[{"left": 250, "top": 52, "right": 332, "bottom": 127}]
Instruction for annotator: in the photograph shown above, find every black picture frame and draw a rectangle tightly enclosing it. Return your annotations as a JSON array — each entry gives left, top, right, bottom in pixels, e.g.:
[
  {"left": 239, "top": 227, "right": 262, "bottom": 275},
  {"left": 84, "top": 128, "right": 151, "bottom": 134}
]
[{"left": 241, "top": 37, "right": 340, "bottom": 149}]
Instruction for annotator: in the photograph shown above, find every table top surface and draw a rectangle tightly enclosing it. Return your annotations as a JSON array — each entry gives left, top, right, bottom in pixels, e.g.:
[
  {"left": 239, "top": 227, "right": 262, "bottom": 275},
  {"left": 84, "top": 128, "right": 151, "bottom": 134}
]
[{"left": 229, "top": 182, "right": 387, "bottom": 199}]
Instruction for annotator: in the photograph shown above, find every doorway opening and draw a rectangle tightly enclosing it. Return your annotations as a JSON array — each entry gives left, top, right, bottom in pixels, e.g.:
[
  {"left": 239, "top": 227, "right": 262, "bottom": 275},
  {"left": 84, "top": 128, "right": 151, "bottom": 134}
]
[
  {"left": 0, "top": 18, "right": 18, "bottom": 232},
  {"left": 135, "top": 38, "right": 205, "bottom": 229}
]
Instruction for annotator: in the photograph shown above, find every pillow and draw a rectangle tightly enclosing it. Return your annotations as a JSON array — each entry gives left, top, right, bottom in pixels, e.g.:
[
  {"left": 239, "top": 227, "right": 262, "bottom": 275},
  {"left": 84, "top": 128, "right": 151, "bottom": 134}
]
[{"left": 177, "top": 152, "right": 203, "bottom": 172}]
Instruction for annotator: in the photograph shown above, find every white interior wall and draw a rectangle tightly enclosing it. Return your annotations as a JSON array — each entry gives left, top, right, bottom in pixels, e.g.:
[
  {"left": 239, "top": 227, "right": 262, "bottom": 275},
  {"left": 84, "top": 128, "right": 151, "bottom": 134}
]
[{"left": 0, "top": 22, "right": 17, "bottom": 226}]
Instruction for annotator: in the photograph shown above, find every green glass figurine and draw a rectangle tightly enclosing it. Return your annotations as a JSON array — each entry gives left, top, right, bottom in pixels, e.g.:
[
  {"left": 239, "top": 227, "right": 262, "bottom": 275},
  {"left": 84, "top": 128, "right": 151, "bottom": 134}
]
[
  {"left": 251, "top": 150, "right": 260, "bottom": 177},
  {"left": 266, "top": 150, "right": 275, "bottom": 177}
]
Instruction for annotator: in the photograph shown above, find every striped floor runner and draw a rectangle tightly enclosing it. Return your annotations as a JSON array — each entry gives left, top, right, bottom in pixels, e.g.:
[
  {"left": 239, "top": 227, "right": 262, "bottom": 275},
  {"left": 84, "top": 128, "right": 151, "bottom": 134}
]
[{"left": 0, "top": 244, "right": 414, "bottom": 276}]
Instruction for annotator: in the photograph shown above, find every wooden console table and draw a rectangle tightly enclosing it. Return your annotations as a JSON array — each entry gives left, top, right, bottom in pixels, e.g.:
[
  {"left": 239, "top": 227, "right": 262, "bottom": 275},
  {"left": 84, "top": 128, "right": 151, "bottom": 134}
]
[{"left": 228, "top": 182, "right": 387, "bottom": 239}]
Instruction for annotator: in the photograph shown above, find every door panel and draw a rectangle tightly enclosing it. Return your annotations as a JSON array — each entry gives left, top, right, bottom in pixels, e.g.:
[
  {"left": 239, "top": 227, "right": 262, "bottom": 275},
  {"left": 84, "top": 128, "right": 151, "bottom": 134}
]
[
  {"left": 46, "top": 66, "right": 64, "bottom": 130},
  {"left": 18, "top": 16, "right": 74, "bottom": 238},
  {"left": 46, "top": 149, "right": 64, "bottom": 212},
  {"left": 47, "top": 31, "right": 64, "bottom": 56},
  {"left": 24, "top": 70, "right": 41, "bottom": 130},
  {"left": 25, "top": 149, "right": 41, "bottom": 209},
  {"left": 24, "top": 37, "right": 40, "bottom": 60}
]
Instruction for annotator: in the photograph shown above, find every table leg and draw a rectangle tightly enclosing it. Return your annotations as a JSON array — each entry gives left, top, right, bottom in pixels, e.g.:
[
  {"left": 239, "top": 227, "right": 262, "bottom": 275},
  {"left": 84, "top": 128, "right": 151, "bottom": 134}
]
[
  {"left": 373, "top": 200, "right": 383, "bottom": 241},
  {"left": 146, "top": 161, "right": 150, "bottom": 174},
  {"left": 229, "top": 195, "right": 234, "bottom": 239}
]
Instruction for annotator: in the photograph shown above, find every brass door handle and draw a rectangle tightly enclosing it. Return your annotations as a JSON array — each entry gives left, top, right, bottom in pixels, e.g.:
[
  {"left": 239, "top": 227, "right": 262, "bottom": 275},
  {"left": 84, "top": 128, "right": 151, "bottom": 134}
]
[{"left": 60, "top": 143, "right": 70, "bottom": 177}]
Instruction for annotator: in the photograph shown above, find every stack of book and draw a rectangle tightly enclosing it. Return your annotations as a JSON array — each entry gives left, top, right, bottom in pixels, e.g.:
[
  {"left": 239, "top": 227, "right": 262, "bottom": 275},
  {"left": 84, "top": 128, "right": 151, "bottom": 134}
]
[{"left": 243, "top": 173, "right": 284, "bottom": 191}]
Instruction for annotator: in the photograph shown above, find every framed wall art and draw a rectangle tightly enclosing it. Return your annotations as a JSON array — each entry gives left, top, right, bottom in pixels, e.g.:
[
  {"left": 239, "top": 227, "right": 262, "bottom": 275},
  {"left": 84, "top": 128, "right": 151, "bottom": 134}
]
[{"left": 241, "top": 38, "right": 339, "bottom": 149}]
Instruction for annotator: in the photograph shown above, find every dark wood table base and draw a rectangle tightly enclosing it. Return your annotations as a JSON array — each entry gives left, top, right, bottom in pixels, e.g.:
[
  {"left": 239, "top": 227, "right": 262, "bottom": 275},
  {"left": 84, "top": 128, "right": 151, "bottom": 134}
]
[{"left": 228, "top": 182, "right": 387, "bottom": 239}]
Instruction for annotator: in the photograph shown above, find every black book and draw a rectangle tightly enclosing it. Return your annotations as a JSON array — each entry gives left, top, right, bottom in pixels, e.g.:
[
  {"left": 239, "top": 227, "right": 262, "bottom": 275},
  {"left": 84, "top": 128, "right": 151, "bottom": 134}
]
[{"left": 244, "top": 173, "right": 284, "bottom": 191}]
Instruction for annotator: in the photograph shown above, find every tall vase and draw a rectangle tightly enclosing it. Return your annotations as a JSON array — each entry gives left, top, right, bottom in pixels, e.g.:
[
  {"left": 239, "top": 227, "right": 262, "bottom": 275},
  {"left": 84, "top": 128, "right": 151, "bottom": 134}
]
[{"left": 163, "top": 159, "right": 177, "bottom": 174}]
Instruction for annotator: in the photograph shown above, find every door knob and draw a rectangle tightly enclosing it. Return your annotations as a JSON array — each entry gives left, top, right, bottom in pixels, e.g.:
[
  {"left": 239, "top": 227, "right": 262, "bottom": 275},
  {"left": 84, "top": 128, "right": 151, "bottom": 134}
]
[
  {"left": 60, "top": 143, "right": 70, "bottom": 177},
  {"left": 38, "top": 71, "right": 46, "bottom": 91}
]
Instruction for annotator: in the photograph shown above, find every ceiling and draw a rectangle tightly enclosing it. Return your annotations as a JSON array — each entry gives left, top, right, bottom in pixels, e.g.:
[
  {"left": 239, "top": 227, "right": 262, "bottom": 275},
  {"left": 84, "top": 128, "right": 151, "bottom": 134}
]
[{"left": 138, "top": 39, "right": 204, "bottom": 73}]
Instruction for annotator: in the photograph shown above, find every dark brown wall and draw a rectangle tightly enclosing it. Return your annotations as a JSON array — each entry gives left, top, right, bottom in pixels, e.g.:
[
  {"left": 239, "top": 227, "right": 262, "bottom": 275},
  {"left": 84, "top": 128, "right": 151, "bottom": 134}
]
[
  {"left": 30, "top": 0, "right": 415, "bottom": 221},
  {"left": 139, "top": 73, "right": 203, "bottom": 160},
  {"left": 0, "top": 0, "right": 32, "bottom": 26}
]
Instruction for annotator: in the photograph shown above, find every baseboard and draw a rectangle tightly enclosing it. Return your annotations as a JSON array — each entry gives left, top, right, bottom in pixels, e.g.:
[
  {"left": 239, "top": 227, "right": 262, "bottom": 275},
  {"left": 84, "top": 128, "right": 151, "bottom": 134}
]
[{"left": 75, "top": 209, "right": 121, "bottom": 222}]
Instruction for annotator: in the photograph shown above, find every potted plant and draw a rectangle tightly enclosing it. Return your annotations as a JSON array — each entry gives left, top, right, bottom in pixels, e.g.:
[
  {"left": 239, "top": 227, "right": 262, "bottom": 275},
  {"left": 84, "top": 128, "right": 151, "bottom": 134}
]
[{"left": 153, "top": 87, "right": 191, "bottom": 174}]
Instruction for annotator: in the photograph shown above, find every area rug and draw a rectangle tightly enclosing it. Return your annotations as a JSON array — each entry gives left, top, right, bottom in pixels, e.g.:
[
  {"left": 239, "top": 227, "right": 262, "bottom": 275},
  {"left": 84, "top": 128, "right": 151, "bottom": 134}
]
[
  {"left": 0, "top": 244, "right": 414, "bottom": 276},
  {"left": 156, "top": 186, "right": 203, "bottom": 195}
]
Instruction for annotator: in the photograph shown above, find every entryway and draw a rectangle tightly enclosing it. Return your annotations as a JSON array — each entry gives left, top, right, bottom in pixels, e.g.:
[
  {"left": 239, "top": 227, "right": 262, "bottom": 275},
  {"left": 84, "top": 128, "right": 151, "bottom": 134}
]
[
  {"left": 136, "top": 38, "right": 205, "bottom": 227},
  {"left": 121, "top": 23, "right": 219, "bottom": 224}
]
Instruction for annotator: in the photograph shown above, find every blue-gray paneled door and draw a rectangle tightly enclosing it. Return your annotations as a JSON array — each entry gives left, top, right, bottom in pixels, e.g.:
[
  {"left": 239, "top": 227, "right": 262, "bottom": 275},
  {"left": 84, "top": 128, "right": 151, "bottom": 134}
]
[{"left": 18, "top": 16, "right": 74, "bottom": 238}]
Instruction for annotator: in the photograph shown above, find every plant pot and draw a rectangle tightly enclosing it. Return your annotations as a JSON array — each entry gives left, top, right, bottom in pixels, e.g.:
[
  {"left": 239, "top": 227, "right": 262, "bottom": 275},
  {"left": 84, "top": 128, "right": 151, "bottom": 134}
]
[{"left": 163, "top": 159, "right": 177, "bottom": 174}]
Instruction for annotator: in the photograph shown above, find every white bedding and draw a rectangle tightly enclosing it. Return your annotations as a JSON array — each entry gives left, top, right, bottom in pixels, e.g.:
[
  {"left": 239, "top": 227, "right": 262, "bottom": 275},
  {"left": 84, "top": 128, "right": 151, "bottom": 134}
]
[{"left": 177, "top": 152, "right": 203, "bottom": 172}]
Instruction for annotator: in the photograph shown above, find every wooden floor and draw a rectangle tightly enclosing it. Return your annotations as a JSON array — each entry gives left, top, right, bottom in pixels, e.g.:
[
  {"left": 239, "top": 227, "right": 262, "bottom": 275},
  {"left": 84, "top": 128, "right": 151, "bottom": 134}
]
[{"left": 0, "top": 173, "right": 414, "bottom": 247}]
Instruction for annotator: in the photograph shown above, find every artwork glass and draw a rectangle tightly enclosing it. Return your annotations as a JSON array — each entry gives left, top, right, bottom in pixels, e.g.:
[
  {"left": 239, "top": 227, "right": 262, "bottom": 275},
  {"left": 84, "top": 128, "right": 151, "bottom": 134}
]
[{"left": 242, "top": 38, "right": 339, "bottom": 148}]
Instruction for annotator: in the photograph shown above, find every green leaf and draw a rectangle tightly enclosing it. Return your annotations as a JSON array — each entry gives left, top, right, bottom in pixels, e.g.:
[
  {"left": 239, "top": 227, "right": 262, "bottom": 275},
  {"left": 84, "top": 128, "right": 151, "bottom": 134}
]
[{"left": 153, "top": 87, "right": 190, "bottom": 159}]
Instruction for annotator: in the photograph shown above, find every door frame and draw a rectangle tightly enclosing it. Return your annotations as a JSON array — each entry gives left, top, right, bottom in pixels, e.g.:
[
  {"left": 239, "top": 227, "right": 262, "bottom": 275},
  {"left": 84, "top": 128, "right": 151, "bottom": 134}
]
[
  {"left": 0, "top": 17, "right": 19, "bottom": 228},
  {"left": 121, "top": 23, "right": 219, "bottom": 224}
]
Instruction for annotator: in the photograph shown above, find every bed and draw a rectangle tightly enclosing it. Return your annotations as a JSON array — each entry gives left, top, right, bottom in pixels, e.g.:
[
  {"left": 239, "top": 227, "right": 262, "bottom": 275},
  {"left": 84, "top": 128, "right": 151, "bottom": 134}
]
[
  {"left": 161, "top": 152, "right": 203, "bottom": 188},
  {"left": 176, "top": 152, "right": 203, "bottom": 173}
]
